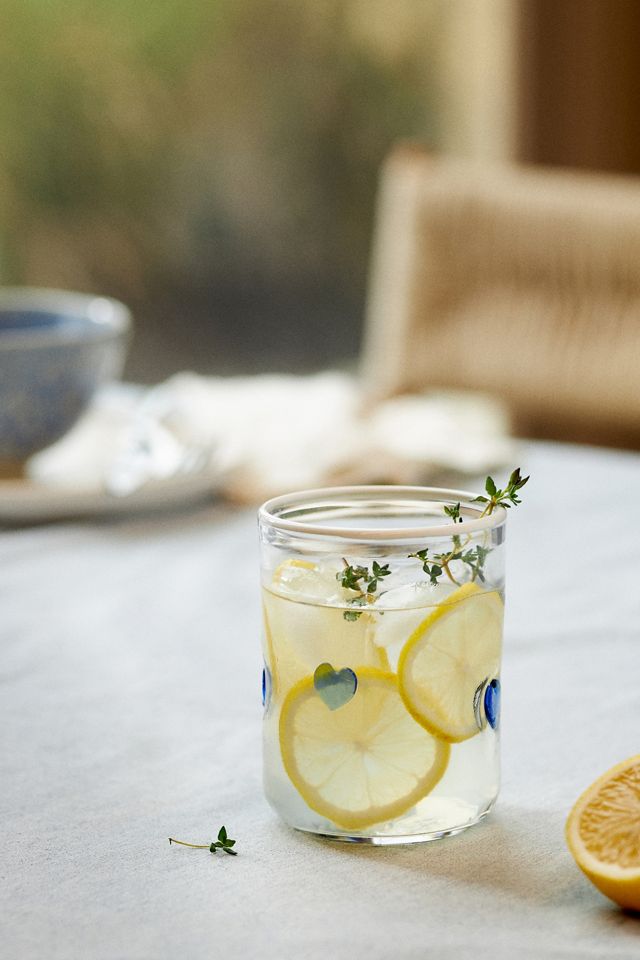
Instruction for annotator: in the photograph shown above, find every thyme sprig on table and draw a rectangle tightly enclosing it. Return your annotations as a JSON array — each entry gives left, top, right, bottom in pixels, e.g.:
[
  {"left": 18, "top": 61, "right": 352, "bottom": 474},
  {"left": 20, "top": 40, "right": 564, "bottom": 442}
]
[
  {"left": 338, "top": 558, "right": 391, "bottom": 621},
  {"left": 169, "top": 825, "right": 237, "bottom": 856}
]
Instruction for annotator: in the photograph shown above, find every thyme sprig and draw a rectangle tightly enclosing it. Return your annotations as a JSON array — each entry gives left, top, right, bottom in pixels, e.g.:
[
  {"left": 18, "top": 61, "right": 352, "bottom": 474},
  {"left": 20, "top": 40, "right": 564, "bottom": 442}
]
[
  {"left": 169, "top": 825, "right": 237, "bottom": 855},
  {"left": 408, "top": 548, "right": 444, "bottom": 586},
  {"left": 473, "top": 467, "right": 529, "bottom": 515},
  {"left": 409, "top": 468, "right": 529, "bottom": 588},
  {"left": 408, "top": 543, "right": 492, "bottom": 586},
  {"left": 339, "top": 468, "right": 528, "bottom": 607},
  {"left": 338, "top": 558, "right": 390, "bottom": 620}
]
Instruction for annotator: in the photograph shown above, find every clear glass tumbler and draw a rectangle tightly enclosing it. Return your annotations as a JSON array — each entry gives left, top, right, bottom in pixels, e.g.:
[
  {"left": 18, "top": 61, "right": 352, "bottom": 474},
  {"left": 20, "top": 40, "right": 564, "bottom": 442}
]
[{"left": 258, "top": 486, "right": 507, "bottom": 844}]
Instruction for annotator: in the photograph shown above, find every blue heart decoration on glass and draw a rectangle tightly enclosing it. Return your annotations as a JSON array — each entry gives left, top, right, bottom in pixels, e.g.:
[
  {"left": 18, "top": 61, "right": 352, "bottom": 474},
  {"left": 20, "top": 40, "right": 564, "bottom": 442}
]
[
  {"left": 484, "top": 678, "right": 501, "bottom": 730},
  {"left": 261, "top": 664, "right": 272, "bottom": 710},
  {"left": 313, "top": 662, "right": 358, "bottom": 711}
]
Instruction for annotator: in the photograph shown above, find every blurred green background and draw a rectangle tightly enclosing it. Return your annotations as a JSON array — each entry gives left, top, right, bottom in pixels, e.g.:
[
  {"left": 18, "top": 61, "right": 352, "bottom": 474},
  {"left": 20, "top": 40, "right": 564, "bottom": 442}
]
[{"left": 0, "top": 0, "right": 439, "bottom": 379}]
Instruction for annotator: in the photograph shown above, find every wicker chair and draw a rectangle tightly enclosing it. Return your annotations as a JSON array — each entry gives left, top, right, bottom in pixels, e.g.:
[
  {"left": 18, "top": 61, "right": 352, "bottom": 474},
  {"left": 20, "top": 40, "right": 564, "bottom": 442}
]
[{"left": 361, "top": 145, "right": 640, "bottom": 447}]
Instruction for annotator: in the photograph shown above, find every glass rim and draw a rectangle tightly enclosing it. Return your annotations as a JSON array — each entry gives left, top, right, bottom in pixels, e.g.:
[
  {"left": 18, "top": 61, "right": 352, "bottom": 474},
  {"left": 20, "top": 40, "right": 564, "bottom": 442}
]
[{"left": 258, "top": 484, "right": 507, "bottom": 541}]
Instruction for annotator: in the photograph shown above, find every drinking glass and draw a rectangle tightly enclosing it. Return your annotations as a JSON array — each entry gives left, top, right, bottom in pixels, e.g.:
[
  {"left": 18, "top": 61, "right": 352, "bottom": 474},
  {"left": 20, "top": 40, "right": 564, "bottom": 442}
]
[{"left": 258, "top": 486, "right": 506, "bottom": 844}]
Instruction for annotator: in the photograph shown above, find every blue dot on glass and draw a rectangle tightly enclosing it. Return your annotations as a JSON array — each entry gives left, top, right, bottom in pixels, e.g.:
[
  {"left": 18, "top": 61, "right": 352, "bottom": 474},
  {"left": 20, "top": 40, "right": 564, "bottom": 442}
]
[
  {"left": 262, "top": 664, "right": 272, "bottom": 710},
  {"left": 484, "top": 678, "right": 501, "bottom": 730}
]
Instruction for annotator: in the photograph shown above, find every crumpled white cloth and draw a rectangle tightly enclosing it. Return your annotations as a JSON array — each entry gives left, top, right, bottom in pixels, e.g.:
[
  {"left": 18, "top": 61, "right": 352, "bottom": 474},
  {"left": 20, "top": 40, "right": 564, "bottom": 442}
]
[{"left": 28, "top": 371, "right": 516, "bottom": 503}]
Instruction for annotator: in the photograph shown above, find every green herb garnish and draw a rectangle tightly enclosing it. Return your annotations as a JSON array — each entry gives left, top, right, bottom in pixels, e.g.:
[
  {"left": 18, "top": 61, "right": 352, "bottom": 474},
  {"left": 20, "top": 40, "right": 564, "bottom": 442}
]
[
  {"left": 169, "top": 825, "right": 237, "bottom": 855},
  {"left": 407, "top": 548, "right": 443, "bottom": 586},
  {"left": 473, "top": 467, "right": 529, "bottom": 514},
  {"left": 444, "top": 501, "right": 463, "bottom": 551},
  {"left": 343, "top": 610, "right": 362, "bottom": 622},
  {"left": 409, "top": 467, "right": 529, "bottom": 587},
  {"left": 338, "top": 558, "right": 391, "bottom": 620},
  {"left": 443, "top": 502, "right": 463, "bottom": 522},
  {"left": 337, "top": 469, "right": 528, "bottom": 610},
  {"left": 338, "top": 563, "right": 370, "bottom": 592}
]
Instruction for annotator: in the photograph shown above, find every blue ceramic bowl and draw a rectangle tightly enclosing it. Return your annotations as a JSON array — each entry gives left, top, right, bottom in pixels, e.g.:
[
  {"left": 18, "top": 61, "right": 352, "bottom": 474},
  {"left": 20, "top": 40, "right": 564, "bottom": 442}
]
[{"left": 0, "top": 288, "right": 131, "bottom": 464}]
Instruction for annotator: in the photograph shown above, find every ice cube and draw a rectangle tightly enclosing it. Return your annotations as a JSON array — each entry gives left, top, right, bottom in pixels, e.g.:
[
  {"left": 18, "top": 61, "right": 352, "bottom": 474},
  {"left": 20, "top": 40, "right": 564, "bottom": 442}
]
[
  {"left": 273, "top": 558, "right": 345, "bottom": 605},
  {"left": 371, "top": 580, "right": 457, "bottom": 671}
]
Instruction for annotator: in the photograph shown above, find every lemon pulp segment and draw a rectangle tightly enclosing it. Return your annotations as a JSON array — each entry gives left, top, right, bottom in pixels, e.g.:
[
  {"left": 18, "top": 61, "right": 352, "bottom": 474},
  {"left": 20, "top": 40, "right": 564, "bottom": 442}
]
[{"left": 566, "top": 755, "right": 640, "bottom": 911}]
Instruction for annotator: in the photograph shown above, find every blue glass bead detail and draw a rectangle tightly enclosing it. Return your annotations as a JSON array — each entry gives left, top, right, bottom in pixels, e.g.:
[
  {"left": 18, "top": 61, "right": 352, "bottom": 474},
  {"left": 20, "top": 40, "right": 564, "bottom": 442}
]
[
  {"left": 262, "top": 664, "right": 272, "bottom": 710},
  {"left": 484, "top": 678, "right": 501, "bottom": 730}
]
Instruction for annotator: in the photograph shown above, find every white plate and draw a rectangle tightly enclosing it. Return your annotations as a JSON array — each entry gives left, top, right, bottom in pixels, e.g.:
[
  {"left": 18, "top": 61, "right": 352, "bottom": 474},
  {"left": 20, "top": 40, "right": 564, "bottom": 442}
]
[{"left": 0, "top": 471, "right": 219, "bottom": 524}]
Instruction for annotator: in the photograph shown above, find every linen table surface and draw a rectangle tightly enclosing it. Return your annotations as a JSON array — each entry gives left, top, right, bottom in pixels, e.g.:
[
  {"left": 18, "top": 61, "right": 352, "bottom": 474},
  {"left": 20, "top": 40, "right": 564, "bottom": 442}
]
[{"left": 1, "top": 442, "right": 639, "bottom": 959}]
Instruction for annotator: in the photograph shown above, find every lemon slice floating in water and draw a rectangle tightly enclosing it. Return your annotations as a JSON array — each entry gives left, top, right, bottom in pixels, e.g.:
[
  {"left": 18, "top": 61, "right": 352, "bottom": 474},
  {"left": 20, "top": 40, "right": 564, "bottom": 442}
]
[
  {"left": 398, "top": 582, "right": 503, "bottom": 743},
  {"left": 263, "top": 559, "right": 388, "bottom": 693},
  {"left": 566, "top": 755, "right": 640, "bottom": 911},
  {"left": 279, "top": 667, "right": 450, "bottom": 830}
]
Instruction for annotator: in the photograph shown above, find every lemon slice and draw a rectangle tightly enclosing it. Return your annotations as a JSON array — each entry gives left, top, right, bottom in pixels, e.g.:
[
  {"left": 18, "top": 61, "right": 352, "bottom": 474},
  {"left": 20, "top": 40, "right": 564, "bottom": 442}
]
[
  {"left": 263, "top": 560, "right": 387, "bottom": 693},
  {"left": 566, "top": 755, "right": 640, "bottom": 911},
  {"left": 397, "top": 582, "right": 503, "bottom": 743},
  {"left": 279, "top": 667, "right": 450, "bottom": 830}
]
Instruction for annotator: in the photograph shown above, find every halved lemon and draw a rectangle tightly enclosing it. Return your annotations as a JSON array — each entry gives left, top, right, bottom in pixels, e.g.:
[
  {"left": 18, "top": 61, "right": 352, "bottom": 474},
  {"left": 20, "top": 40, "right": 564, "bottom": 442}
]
[
  {"left": 279, "top": 667, "right": 450, "bottom": 830},
  {"left": 263, "top": 560, "right": 387, "bottom": 693},
  {"left": 566, "top": 755, "right": 640, "bottom": 911},
  {"left": 397, "top": 582, "right": 503, "bottom": 743}
]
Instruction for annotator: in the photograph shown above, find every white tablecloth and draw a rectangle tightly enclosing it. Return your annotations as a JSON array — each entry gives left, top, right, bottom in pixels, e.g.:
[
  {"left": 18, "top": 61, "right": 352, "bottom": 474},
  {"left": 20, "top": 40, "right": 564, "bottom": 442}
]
[{"left": 2, "top": 442, "right": 640, "bottom": 959}]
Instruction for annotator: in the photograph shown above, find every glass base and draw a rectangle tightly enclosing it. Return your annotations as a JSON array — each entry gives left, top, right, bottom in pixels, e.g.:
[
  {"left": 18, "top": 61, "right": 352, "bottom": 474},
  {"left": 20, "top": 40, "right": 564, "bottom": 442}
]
[{"left": 292, "top": 801, "right": 495, "bottom": 845}]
